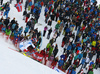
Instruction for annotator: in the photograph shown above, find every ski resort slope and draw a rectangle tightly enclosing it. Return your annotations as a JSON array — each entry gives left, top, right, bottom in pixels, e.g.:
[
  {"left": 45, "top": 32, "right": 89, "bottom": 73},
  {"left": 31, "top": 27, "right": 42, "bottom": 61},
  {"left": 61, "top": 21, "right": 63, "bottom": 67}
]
[
  {"left": 0, "top": 35, "right": 60, "bottom": 74},
  {"left": 0, "top": 0, "right": 100, "bottom": 74}
]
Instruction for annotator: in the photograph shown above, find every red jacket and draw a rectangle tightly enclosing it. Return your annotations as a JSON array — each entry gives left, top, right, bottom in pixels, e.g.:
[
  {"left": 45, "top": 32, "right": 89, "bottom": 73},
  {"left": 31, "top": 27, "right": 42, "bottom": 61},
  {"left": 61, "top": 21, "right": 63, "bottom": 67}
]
[
  {"left": 45, "top": 53, "right": 49, "bottom": 60},
  {"left": 96, "top": 58, "right": 100, "bottom": 64},
  {"left": 88, "top": 65, "right": 93, "bottom": 71},
  {"left": 40, "top": 50, "right": 45, "bottom": 57},
  {"left": 49, "top": 6, "right": 51, "bottom": 11},
  {"left": 31, "top": 5, "right": 34, "bottom": 9},
  {"left": 51, "top": 59, "right": 58, "bottom": 66},
  {"left": 89, "top": 24, "right": 92, "bottom": 27},
  {"left": 51, "top": 9, "right": 54, "bottom": 13},
  {"left": 56, "top": 12, "right": 59, "bottom": 17}
]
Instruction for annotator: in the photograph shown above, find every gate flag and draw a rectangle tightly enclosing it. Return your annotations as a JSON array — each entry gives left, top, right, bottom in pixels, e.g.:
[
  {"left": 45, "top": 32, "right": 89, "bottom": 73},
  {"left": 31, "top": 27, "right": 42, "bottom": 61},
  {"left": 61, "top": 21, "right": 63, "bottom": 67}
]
[{"left": 15, "top": 2, "right": 22, "bottom": 12}]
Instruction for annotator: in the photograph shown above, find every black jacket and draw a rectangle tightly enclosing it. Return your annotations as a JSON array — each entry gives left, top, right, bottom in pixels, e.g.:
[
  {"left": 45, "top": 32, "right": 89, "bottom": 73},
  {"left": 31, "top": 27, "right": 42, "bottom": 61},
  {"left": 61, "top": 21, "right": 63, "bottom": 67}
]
[{"left": 23, "top": 11, "right": 27, "bottom": 16}]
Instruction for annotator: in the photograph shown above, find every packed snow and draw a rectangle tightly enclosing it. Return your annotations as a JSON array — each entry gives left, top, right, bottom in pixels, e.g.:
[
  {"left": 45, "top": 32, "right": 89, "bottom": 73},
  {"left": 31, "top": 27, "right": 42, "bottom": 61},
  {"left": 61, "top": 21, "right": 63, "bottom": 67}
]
[{"left": 0, "top": 0, "right": 100, "bottom": 74}]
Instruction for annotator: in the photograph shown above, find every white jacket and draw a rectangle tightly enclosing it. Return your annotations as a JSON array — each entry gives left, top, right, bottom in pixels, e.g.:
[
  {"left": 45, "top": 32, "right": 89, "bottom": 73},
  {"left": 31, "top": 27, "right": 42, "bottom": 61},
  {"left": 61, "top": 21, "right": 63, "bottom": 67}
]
[{"left": 85, "top": 57, "right": 90, "bottom": 63}]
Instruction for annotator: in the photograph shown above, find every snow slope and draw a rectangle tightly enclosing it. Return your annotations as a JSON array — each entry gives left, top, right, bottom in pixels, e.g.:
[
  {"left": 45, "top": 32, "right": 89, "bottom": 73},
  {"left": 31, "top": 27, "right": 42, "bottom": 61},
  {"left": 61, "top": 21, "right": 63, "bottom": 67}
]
[
  {"left": 0, "top": 34, "right": 60, "bottom": 74},
  {"left": 0, "top": 0, "right": 100, "bottom": 74}
]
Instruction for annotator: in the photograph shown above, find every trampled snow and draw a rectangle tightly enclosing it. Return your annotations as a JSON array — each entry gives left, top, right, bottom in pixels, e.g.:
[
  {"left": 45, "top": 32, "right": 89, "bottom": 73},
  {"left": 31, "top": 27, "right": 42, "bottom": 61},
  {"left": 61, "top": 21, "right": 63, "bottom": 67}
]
[
  {"left": 0, "top": 35, "right": 60, "bottom": 74},
  {"left": 0, "top": 0, "right": 100, "bottom": 74}
]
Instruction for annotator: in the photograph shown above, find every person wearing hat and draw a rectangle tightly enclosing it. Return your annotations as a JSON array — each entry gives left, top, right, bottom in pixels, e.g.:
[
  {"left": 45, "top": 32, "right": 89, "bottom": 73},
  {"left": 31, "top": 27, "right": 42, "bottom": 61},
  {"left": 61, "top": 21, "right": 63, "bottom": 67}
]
[{"left": 58, "top": 58, "right": 64, "bottom": 70}]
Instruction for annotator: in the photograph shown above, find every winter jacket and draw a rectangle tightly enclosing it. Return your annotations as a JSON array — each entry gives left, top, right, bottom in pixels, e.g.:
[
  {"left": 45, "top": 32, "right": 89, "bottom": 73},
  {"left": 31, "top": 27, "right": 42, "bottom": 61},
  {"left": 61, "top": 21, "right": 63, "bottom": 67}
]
[
  {"left": 88, "top": 71, "right": 93, "bottom": 74},
  {"left": 56, "top": 12, "right": 59, "bottom": 17},
  {"left": 24, "top": 26, "right": 29, "bottom": 33},
  {"left": 26, "top": 13, "right": 30, "bottom": 18},
  {"left": 1, "top": 27, "right": 6, "bottom": 32},
  {"left": 91, "top": 41, "right": 96, "bottom": 47},
  {"left": 4, "top": 18, "right": 9, "bottom": 26},
  {"left": 51, "top": 58, "right": 58, "bottom": 66},
  {"left": 29, "top": 1, "right": 32, "bottom": 6},
  {"left": 55, "top": 23, "right": 60, "bottom": 29},
  {"left": 0, "top": 21, "right": 3, "bottom": 25},
  {"left": 53, "top": 47, "right": 58, "bottom": 56},
  {"left": 14, "top": 31, "right": 19, "bottom": 37},
  {"left": 49, "top": 46, "right": 54, "bottom": 57},
  {"left": 44, "top": 26, "right": 48, "bottom": 31},
  {"left": 67, "top": 45, "right": 72, "bottom": 50},
  {"left": 12, "top": 23, "right": 16, "bottom": 29},
  {"left": 48, "top": 28, "right": 52, "bottom": 35},
  {"left": 71, "top": 69, "right": 76, "bottom": 74},
  {"left": 58, "top": 59, "right": 64, "bottom": 67},
  {"left": 88, "top": 52, "right": 93, "bottom": 60},
  {"left": 66, "top": 28, "right": 70, "bottom": 33},
  {"left": 85, "top": 57, "right": 90, "bottom": 63},
  {"left": 48, "top": 20, "right": 52, "bottom": 26},
  {"left": 31, "top": 5, "right": 34, "bottom": 9},
  {"left": 5, "top": 29, "right": 11, "bottom": 36},
  {"left": 38, "top": 9, "right": 41, "bottom": 14},
  {"left": 18, "top": 27, "right": 23, "bottom": 34},
  {"left": 78, "top": 53, "right": 83, "bottom": 60},
  {"left": 81, "top": 58, "right": 85, "bottom": 65},
  {"left": 5, "top": 6, "right": 10, "bottom": 12},
  {"left": 77, "top": 46, "right": 82, "bottom": 50},
  {"left": 26, "top": 21, "right": 31, "bottom": 27},
  {"left": 91, "top": 28, "right": 95, "bottom": 33},
  {"left": 40, "top": 50, "right": 45, "bottom": 57},
  {"left": 90, "top": 61, "right": 94, "bottom": 66},
  {"left": 46, "top": 43, "right": 51, "bottom": 49},
  {"left": 23, "top": 10, "right": 27, "bottom": 16},
  {"left": 45, "top": 7, "right": 48, "bottom": 13},
  {"left": 33, "top": 8, "right": 37, "bottom": 13},
  {"left": 60, "top": 54, "right": 65, "bottom": 60},
  {"left": 74, "top": 55, "right": 79, "bottom": 60},
  {"left": 96, "top": 58, "right": 100, "bottom": 64},
  {"left": 49, "top": 55, "right": 54, "bottom": 61}
]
